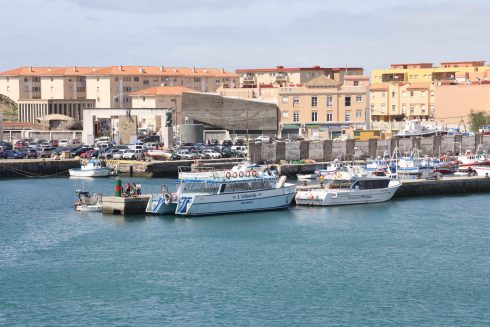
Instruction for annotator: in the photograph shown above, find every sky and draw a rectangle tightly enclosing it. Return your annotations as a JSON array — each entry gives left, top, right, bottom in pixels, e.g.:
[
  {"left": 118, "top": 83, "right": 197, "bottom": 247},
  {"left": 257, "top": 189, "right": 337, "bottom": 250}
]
[{"left": 1, "top": 0, "right": 490, "bottom": 72}]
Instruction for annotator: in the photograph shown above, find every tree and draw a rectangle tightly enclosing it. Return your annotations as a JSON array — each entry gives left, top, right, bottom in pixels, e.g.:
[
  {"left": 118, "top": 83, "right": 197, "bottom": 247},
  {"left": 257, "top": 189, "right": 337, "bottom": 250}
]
[{"left": 468, "top": 110, "right": 489, "bottom": 132}]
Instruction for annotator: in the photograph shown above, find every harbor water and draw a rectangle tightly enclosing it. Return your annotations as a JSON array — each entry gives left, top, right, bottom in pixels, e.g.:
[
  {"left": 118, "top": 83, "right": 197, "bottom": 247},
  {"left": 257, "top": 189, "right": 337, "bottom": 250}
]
[{"left": 1, "top": 178, "right": 490, "bottom": 326}]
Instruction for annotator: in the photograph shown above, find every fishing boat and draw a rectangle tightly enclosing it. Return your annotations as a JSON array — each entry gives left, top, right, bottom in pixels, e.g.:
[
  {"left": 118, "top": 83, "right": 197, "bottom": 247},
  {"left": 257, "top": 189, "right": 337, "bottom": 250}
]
[
  {"left": 397, "top": 150, "right": 433, "bottom": 176},
  {"left": 174, "top": 164, "right": 296, "bottom": 216},
  {"left": 69, "top": 159, "right": 112, "bottom": 177},
  {"left": 457, "top": 147, "right": 490, "bottom": 168},
  {"left": 295, "top": 167, "right": 401, "bottom": 206},
  {"left": 296, "top": 173, "right": 317, "bottom": 180},
  {"left": 314, "top": 160, "right": 344, "bottom": 179},
  {"left": 396, "top": 119, "right": 444, "bottom": 138},
  {"left": 74, "top": 190, "right": 103, "bottom": 212}
]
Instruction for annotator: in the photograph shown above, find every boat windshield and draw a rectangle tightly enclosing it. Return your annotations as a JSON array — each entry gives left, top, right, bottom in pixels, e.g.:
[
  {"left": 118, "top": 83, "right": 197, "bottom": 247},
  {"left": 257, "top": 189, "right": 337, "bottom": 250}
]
[{"left": 352, "top": 179, "right": 390, "bottom": 189}]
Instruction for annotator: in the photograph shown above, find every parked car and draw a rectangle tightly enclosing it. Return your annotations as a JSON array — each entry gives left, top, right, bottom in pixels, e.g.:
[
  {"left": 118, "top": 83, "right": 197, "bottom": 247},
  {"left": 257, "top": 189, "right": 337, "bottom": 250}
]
[
  {"left": 49, "top": 140, "right": 59, "bottom": 147},
  {"left": 80, "top": 149, "right": 98, "bottom": 158},
  {"left": 221, "top": 140, "right": 233, "bottom": 147},
  {"left": 58, "top": 139, "right": 70, "bottom": 147},
  {"left": 200, "top": 149, "right": 222, "bottom": 159},
  {"left": 255, "top": 135, "right": 271, "bottom": 142},
  {"left": 70, "top": 146, "right": 93, "bottom": 157},
  {"left": 37, "top": 147, "right": 54, "bottom": 158},
  {"left": 0, "top": 151, "right": 7, "bottom": 159},
  {"left": 122, "top": 149, "right": 145, "bottom": 160},
  {"left": 5, "top": 150, "right": 24, "bottom": 159},
  {"left": 112, "top": 150, "right": 128, "bottom": 160},
  {"left": 100, "top": 148, "right": 120, "bottom": 159},
  {"left": 22, "top": 149, "right": 38, "bottom": 159},
  {"left": 0, "top": 142, "right": 13, "bottom": 152},
  {"left": 14, "top": 140, "right": 28, "bottom": 149},
  {"left": 174, "top": 150, "right": 200, "bottom": 160}
]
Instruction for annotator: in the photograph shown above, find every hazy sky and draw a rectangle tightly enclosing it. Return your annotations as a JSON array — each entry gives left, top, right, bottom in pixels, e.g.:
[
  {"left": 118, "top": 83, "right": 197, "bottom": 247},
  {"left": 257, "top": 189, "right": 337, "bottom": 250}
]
[{"left": 1, "top": 0, "right": 489, "bottom": 72}]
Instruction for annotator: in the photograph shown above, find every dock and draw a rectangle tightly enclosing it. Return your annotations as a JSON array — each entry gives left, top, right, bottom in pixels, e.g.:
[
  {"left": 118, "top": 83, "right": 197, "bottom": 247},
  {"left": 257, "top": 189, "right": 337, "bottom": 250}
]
[{"left": 102, "top": 195, "right": 151, "bottom": 215}]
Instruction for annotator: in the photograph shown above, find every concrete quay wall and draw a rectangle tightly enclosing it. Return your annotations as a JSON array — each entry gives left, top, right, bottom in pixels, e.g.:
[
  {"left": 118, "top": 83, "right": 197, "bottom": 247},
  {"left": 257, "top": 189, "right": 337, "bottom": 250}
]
[
  {"left": 394, "top": 176, "right": 490, "bottom": 198},
  {"left": 0, "top": 159, "right": 80, "bottom": 178},
  {"left": 250, "top": 134, "right": 490, "bottom": 164}
]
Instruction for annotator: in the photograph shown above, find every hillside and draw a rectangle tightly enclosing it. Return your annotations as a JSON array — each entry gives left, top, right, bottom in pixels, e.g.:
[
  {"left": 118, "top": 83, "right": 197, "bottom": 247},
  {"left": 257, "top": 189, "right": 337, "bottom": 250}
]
[{"left": 0, "top": 94, "right": 18, "bottom": 121}]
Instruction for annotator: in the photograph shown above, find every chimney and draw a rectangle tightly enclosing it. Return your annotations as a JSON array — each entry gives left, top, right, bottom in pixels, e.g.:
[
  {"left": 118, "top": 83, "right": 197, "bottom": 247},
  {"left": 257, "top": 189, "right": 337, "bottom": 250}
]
[
  {"left": 48, "top": 67, "right": 53, "bottom": 72},
  {"left": 92, "top": 66, "right": 96, "bottom": 72},
  {"left": 29, "top": 66, "right": 33, "bottom": 72},
  {"left": 160, "top": 66, "right": 164, "bottom": 72},
  {"left": 221, "top": 68, "right": 225, "bottom": 73},
  {"left": 139, "top": 67, "right": 145, "bottom": 73},
  {"left": 119, "top": 65, "right": 123, "bottom": 71},
  {"left": 192, "top": 67, "right": 196, "bottom": 73},
  {"left": 73, "top": 66, "right": 77, "bottom": 72}
]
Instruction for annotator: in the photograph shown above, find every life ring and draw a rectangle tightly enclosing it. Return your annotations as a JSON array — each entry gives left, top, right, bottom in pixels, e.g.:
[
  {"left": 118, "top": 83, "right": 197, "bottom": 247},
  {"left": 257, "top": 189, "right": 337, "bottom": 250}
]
[
  {"left": 232, "top": 172, "right": 238, "bottom": 178},
  {"left": 239, "top": 171, "right": 244, "bottom": 178},
  {"left": 333, "top": 171, "right": 340, "bottom": 178},
  {"left": 225, "top": 171, "right": 231, "bottom": 179},
  {"left": 245, "top": 171, "right": 251, "bottom": 177},
  {"left": 308, "top": 193, "right": 314, "bottom": 199},
  {"left": 251, "top": 170, "right": 257, "bottom": 177},
  {"left": 164, "top": 193, "right": 171, "bottom": 205}
]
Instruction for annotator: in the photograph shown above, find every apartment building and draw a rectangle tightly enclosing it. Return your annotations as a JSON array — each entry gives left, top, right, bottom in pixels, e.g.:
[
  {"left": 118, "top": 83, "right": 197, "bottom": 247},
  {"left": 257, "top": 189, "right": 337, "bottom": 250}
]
[
  {"left": 371, "top": 61, "right": 490, "bottom": 84},
  {"left": 85, "top": 66, "right": 239, "bottom": 108},
  {"left": 0, "top": 65, "right": 240, "bottom": 110},
  {"left": 236, "top": 65, "right": 363, "bottom": 88},
  {"left": 17, "top": 99, "right": 95, "bottom": 123},
  {"left": 278, "top": 75, "right": 369, "bottom": 139},
  {"left": 369, "top": 82, "right": 435, "bottom": 122}
]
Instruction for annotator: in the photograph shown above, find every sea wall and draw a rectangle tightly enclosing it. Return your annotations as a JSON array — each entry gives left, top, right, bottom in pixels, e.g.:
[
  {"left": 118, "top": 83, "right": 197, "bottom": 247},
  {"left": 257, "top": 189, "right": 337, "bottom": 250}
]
[{"left": 250, "top": 134, "right": 490, "bottom": 163}]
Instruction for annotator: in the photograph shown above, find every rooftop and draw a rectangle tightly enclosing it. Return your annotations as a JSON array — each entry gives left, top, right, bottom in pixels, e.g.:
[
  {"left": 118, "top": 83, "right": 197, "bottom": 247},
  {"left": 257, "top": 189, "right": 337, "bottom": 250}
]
[
  {"left": 129, "top": 86, "right": 197, "bottom": 97},
  {"left": 236, "top": 65, "right": 363, "bottom": 73}
]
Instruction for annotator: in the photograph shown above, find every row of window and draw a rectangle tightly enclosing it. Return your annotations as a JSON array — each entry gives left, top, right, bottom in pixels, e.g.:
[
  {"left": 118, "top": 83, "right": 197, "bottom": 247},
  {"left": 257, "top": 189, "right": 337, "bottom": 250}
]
[
  {"left": 284, "top": 110, "right": 363, "bottom": 122},
  {"left": 371, "top": 104, "right": 435, "bottom": 114},
  {"left": 373, "top": 90, "right": 434, "bottom": 98},
  {"left": 113, "top": 76, "right": 230, "bottom": 83},
  {"left": 283, "top": 95, "right": 363, "bottom": 107}
]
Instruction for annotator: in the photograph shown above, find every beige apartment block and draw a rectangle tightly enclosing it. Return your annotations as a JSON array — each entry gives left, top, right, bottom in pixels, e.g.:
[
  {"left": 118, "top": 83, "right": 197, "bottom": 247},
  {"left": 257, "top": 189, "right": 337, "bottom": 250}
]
[
  {"left": 0, "top": 66, "right": 239, "bottom": 109},
  {"left": 85, "top": 66, "right": 239, "bottom": 109},
  {"left": 129, "top": 86, "right": 195, "bottom": 125},
  {"left": 369, "top": 82, "right": 435, "bottom": 122},
  {"left": 236, "top": 65, "right": 363, "bottom": 88},
  {"left": 216, "top": 85, "right": 279, "bottom": 102},
  {"left": 278, "top": 75, "right": 368, "bottom": 139}
]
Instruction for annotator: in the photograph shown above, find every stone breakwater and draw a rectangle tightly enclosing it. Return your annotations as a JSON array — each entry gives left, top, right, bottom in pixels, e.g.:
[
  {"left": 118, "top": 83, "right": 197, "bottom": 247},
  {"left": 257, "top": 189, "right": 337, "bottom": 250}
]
[{"left": 248, "top": 134, "right": 490, "bottom": 163}]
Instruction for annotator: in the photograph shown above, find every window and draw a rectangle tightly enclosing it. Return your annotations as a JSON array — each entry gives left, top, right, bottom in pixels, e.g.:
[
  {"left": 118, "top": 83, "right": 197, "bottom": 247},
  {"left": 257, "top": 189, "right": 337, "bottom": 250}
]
[
  {"left": 142, "top": 97, "right": 146, "bottom": 102},
  {"left": 356, "top": 95, "right": 362, "bottom": 102},
  {"left": 293, "top": 96, "right": 300, "bottom": 107},
  {"left": 381, "top": 92, "right": 386, "bottom": 98},
  {"left": 421, "top": 104, "right": 426, "bottom": 113},
  {"left": 293, "top": 112, "right": 299, "bottom": 122},
  {"left": 392, "top": 105, "right": 396, "bottom": 112},
  {"left": 143, "top": 80, "right": 149, "bottom": 85},
  {"left": 134, "top": 77, "right": 139, "bottom": 82},
  {"left": 282, "top": 111, "right": 289, "bottom": 118},
  {"left": 356, "top": 110, "right": 362, "bottom": 118},
  {"left": 353, "top": 80, "right": 359, "bottom": 86},
  {"left": 402, "top": 104, "right": 406, "bottom": 114},
  {"left": 431, "top": 91, "right": 435, "bottom": 97},
  {"left": 311, "top": 111, "right": 318, "bottom": 122},
  {"left": 345, "top": 112, "right": 351, "bottom": 122},
  {"left": 421, "top": 90, "right": 426, "bottom": 97},
  {"left": 326, "top": 96, "right": 333, "bottom": 107},
  {"left": 410, "top": 105, "right": 415, "bottom": 113},
  {"left": 282, "top": 96, "right": 288, "bottom": 104},
  {"left": 311, "top": 96, "right": 318, "bottom": 107},
  {"left": 327, "top": 111, "right": 333, "bottom": 122},
  {"left": 430, "top": 104, "right": 435, "bottom": 114},
  {"left": 381, "top": 104, "right": 386, "bottom": 112},
  {"left": 410, "top": 91, "right": 414, "bottom": 97},
  {"left": 345, "top": 96, "right": 351, "bottom": 107},
  {"left": 391, "top": 91, "right": 396, "bottom": 98},
  {"left": 194, "top": 77, "right": 201, "bottom": 82}
]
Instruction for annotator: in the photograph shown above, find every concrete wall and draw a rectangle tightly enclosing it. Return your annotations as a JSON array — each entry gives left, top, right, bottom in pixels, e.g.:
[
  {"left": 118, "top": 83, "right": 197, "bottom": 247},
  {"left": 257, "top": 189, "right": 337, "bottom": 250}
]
[{"left": 249, "top": 134, "right": 490, "bottom": 163}]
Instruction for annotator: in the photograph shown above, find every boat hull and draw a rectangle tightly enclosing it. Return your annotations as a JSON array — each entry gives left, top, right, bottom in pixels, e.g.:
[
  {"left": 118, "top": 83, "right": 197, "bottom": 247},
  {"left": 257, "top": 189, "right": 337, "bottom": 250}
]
[
  {"left": 176, "top": 184, "right": 297, "bottom": 216},
  {"left": 69, "top": 167, "right": 112, "bottom": 177},
  {"left": 474, "top": 166, "right": 490, "bottom": 177},
  {"left": 295, "top": 181, "right": 401, "bottom": 206},
  {"left": 145, "top": 194, "right": 177, "bottom": 214}
]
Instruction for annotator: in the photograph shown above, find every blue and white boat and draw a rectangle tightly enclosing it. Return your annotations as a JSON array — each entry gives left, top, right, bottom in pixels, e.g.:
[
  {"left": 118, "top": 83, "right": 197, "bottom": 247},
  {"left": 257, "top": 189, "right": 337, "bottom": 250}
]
[
  {"left": 174, "top": 164, "right": 296, "bottom": 216},
  {"left": 397, "top": 150, "right": 433, "bottom": 176}
]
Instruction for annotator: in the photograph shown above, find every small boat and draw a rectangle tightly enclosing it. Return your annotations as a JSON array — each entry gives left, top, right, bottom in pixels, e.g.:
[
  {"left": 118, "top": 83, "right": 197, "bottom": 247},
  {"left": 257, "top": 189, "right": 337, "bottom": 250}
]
[
  {"left": 145, "top": 185, "right": 178, "bottom": 214},
  {"left": 457, "top": 146, "right": 490, "bottom": 168},
  {"left": 74, "top": 190, "right": 103, "bottom": 212},
  {"left": 315, "top": 160, "right": 344, "bottom": 179},
  {"left": 396, "top": 119, "right": 445, "bottom": 138},
  {"left": 174, "top": 164, "right": 296, "bottom": 216},
  {"left": 397, "top": 150, "right": 433, "bottom": 175},
  {"left": 297, "top": 173, "right": 317, "bottom": 180},
  {"left": 69, "top": 159, "right": 112, "bottom": 177},
  {"left": 146, "top": 149, "right": 174, "bottom": 161},
  {"left": 295, "top": 167, "right": 402, "bottom": 206}
]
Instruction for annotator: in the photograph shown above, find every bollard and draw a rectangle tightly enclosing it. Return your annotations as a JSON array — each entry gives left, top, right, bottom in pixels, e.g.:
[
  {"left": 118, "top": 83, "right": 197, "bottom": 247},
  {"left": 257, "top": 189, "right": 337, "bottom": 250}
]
[
  {"left": 129, "top": 165, "right": 133, "bottom": 177},
  {"left": 115, "top": 177, "right": 122, "bottom": 197}
]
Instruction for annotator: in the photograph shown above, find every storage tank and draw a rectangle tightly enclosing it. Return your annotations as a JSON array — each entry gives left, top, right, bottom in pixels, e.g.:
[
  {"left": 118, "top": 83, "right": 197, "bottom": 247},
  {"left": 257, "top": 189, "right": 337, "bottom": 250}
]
[{"left": 180, "top": 124, "right": 204, "bottom": 144}]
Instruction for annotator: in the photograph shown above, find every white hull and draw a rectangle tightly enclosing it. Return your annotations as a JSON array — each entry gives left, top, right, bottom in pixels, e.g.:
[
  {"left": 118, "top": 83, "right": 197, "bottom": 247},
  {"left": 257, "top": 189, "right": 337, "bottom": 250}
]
[
  {"left": 297, "top": 174, "right": 317, "bottom": 180},
  {"left": 296, "top": 181, "right": 401, "bottom": 206},
  {"left": 397, "top": 166, "right": 432, "bottom": 175},
  {"left": 474, "top": 167, "right": 490, "bottom": 177},
  {"left": 146, "top": 150, "right": 173, "bottom": 161},
  {"left": 145, "top": 194, "right": 177, "bottom": 214},
  {"left": 176, "top": 184, "right": 296, "bottom": 216},
  {"left": 69, "top": 167, "right": 112, "bottom": 177},
  {"left": 76, "top": 204, "right": 102, "bottom": 212}
]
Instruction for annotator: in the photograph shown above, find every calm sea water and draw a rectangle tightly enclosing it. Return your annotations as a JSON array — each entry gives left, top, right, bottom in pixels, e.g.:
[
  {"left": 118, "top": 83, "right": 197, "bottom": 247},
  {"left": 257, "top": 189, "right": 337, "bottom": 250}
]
[{"left": 0, "top": 177, "right": 489, "bottom": 326}]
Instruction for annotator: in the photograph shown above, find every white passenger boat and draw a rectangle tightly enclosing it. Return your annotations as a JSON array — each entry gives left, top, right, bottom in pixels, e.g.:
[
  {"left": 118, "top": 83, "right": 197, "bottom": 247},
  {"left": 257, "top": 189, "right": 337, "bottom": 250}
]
[
  {"left": 295, "top": 167, "right": 401, "bottom": 206},
  {"left": 74, "top": 190, "right": 103, "bottom": 212},
  {"left": 145, "top": 185, "right": 178, "bottom": 214},
  {"left": 69, "top": 159, "right": 112, "bottom": 177},
  {"left": 174, "top": 164, "right": 296, "bottom": 216}
]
